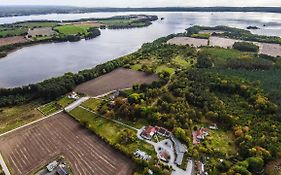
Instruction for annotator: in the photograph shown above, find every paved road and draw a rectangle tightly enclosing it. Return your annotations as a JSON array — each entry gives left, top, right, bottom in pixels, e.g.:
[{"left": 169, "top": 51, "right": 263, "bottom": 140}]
[{"left": 64, "top": 97, "right": 89, "bottom": 112}]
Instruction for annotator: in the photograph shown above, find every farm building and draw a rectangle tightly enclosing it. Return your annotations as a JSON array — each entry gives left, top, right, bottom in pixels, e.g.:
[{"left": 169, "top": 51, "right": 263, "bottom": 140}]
[{"left": 68, "top": 92, "right": 79, "bottom": 99}]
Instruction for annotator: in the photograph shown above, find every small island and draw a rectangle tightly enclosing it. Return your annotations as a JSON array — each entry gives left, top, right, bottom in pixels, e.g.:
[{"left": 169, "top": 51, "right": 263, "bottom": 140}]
[{"left": 247, "top": 25, "right": 260, "bottom": 29}]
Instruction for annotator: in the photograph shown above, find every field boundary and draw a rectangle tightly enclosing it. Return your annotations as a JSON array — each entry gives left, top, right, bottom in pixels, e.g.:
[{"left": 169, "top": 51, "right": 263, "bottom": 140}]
[
  {"left": 0, "top": 153, "right": 11, "bottom": 175},
  {"left": 0, "top": 110, "right": 62, "bottom": 138}
]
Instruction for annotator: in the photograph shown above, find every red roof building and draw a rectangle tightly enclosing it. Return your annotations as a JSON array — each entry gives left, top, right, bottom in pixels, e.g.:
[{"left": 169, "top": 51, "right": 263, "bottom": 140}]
[{"left": 141, "top": 126, "right": 156, "bottom": 140}]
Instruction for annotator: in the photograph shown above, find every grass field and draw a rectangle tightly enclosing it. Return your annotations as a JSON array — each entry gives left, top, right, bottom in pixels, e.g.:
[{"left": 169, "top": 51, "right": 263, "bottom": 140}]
[
  {"left": 0, "top": 101, "right": 43, "bottom": 134},
  {"left": 54, "top": 24, "right": 91, "bottom": 35},
  {"left": 172, "top": 56, "right": 193, "bottom": 68},
  {"left": 38, "top": 101, "right": 61, "bottom": 116},
  {"left": 69, "top": 107, "right": 156, "bottom": 155},
  {"left": 81, "top": 98, "right": 101, "bottom": 111},
  {"left": 201, "top": 47, "right": 256, "bottom": 67},
  {"left": 130, "top": 64, "right": 142, "bottom": 71},
  {"left": 206, "top": 129, "right": 237, "bottom": 156},
  {"left": 97, "top": 19, "right": 133, "bottom": 25},
  {"left": 57, "top": 96, "right": 75, "bottom": 108},
  {"left": 0, "top": 27, "right": 28, "bottom": 37},
  {"left": 156, "top": 65, "right": 175, "bottom": 74}
]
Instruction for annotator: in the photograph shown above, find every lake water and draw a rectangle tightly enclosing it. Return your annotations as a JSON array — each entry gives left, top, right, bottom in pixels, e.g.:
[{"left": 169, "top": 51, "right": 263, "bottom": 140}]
[{"left": 0, "top": 12, "right": 281, "bottom": 88}]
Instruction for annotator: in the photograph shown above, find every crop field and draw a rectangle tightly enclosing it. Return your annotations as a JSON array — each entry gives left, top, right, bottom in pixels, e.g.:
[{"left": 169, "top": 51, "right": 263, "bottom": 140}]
[
  {"left": 209, "top": 36, "right": 240, "bottom": 48},
  {"left": 27, "top": 27, "right": 56, "bottom": 38},
  {"left": 257, "top": 42, "right": 281, "bottom": 57},
  {"left": 0, "top": 36, "right": 28, "bottom": 47},
  {"left": 0, "top": 113, "right": 135, "bottom": 175},
  {"left": 54, "top": 24, "right": 91, "bottom": 35},
  {"left": 75, "top": 68, "right": 158, "bottom": 96},
  {"left": 167, "top": 37, "right": 208, "bottom": 47}
]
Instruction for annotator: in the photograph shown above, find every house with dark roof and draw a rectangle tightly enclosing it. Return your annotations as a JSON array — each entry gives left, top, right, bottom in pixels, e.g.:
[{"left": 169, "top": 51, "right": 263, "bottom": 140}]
[{"left": 155, "top": 126, "right": 171, "bottom": 137}]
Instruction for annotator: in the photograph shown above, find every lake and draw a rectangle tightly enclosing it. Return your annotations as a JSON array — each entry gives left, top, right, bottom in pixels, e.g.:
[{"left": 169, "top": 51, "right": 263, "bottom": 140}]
[{"left": 0, "top": 12, "right": 281, "bottom": 88}]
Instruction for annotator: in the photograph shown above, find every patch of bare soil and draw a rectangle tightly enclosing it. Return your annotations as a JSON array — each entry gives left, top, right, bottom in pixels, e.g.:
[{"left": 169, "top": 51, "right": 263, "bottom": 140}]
[
  {"left": 0, "top": 113, "right": 134, "bottom": 175},
  {"left": 0, "top": 36, "right": 28, "bottom": 47},
  {"left": 167, "top": 37, "right": 208, "bottom": 47},
  {"left": 75, "top": 68, "right": 158, "bottom": 96}
]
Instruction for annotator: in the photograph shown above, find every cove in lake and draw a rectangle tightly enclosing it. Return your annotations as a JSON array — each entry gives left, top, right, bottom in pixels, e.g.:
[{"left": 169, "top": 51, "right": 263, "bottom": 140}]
[{"left": 0, "top": 12, "right": 281, "bottom": 88}]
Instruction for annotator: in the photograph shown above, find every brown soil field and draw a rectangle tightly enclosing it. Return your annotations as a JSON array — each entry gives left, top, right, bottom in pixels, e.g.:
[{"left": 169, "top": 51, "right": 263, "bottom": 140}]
[
  {"left": 257, "top": 42, "right": 281, "bottom": 57},
  {"left": 167, "top": 37, "right": 208, "bottom": 47},
  {"left": 27, "top": 27, "right": 57, "bottom": 37},
  {"left": 0, "top": 36, "right": 28, "bottom": 47},
  {"left": 75, "top": 68, "right": 158, "bottom": 96},
  {"left": 0, "top": 113, "right": 134, "bottom": 175},
  {"left": 209, "top": 36, "right": 241, "bottom": 48}
]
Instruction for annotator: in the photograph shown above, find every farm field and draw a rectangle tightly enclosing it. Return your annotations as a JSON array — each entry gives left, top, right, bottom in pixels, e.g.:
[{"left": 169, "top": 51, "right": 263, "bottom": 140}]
[
  {"left": 0, "top": 36, "right": 28, "bottom": 47},
  {"left": 0, "top": 113, "right": 135, "bottom": 175},
  {"left": 54, "top": 24, "right": 92, "bottom": 35},
  {"left": 0, "top": 27, "right": 27, "bottom": 37},
  {"left": 167, "top": 36, "right": 208, "bottom": 47},
  {"left": 27, "top": 27, "right": 56, "bottom": 38},
  {"left": 0, "top": 101, "right": 43, "bottom": 134},
  {"left": 169, "top": 36, "right": 281, "bottom": 57},
  {"left": 75, "top": 68, "right": 158, "bottom": 96},
  {"left": 258, "top": 42, "right": 281, "bottom": 57}
]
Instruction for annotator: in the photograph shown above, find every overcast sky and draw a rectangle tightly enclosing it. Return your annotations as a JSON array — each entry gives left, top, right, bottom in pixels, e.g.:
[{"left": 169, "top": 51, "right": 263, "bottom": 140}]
[{"left": 0, "top": 0, "right": 281, "bottom": 7}]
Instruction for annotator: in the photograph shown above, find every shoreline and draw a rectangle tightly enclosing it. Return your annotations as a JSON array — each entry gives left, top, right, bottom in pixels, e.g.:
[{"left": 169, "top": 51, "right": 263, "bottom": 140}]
[{"left": 2, "top": 7, "right": 281, "bottom": 18}]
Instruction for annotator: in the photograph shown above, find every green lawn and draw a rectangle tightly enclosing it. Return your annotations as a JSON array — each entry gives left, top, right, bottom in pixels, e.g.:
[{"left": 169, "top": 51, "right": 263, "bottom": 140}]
[
  {"left": 205, "top": 129, "right": 237, "bottom": 157},
  {"left": 57, "top": 96, "right": 75, "bottom": 108},
  {"left": 131, "top": 64, "right": 142, "bottom": 71},
  {"left": 81, "top": 98, "right": 101, "bottom": 111},
  {"left": 54, "top": 25, "right": 91, "bottom": 35},
  {"left": 156, "top": 65, "right": 175, "bottom": 74},
  {"left": 172, "top": 56, "right": 192, "bottom": 68},
  {"left": 38, "top": 101, "right": 61, "bottom": 116},
  {"left": 0, "top": 101, "right": 43, "bottom": 134},
  {"left": 201, "top": 47, "right": 253, "bottom": 67},
  {"left": 97, "top": 19, "right": 133, "bottom": 25},
  {"left": 69, "top": 107, "right": 155, "bottom": 155}
]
